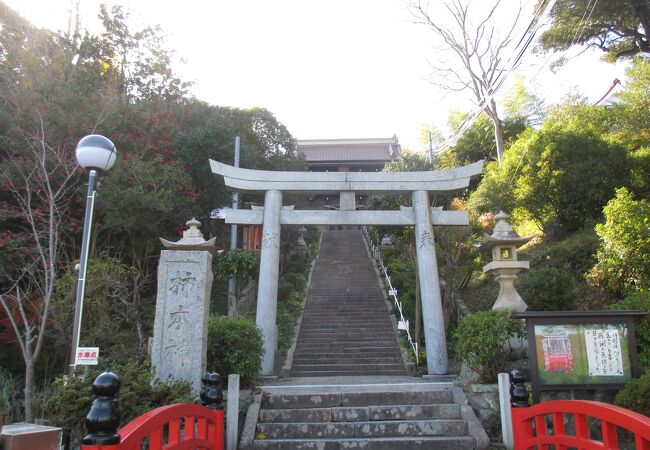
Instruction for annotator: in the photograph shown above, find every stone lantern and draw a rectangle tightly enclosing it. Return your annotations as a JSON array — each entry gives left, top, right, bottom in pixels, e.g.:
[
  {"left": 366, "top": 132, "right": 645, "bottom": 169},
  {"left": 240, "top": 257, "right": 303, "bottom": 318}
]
[
  {"left": 480, "top": 211, "right": 532, "bottom": 312},
  {"left": 291, "top": 225, "right": 310, "bottom": 257}
]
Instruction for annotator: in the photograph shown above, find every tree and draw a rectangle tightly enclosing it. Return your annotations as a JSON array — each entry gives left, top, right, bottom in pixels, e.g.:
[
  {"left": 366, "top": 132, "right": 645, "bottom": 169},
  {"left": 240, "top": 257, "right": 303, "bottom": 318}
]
[
  {"left": 591, "top": 188, "right": 650, "bottom": 293},
  {"left": 469, "top": 114, "right": 630, "bottom": 233},
  {"left": 0, "top": 125, "right": 79, "bottom": 422},
  {"left": 95, "top": 4, "right": 190, "bottom": 102},
  {"left": 438, "top": 112, "right": 527, "bottom": 168},
  {"left": 172, "top": 101, "right": 305, "bottom": 218},
  {"left": 0, "top": 2, "right": 197, "bottom": 420},
  {"left": 538, "top": 0, "right": 650, "bottom": 61},
  {"left": 502, "top": 74, "right": 545, "bottom": 126},
  {"left": 410, "top": 0, "right": 525, "bottom": 164}
]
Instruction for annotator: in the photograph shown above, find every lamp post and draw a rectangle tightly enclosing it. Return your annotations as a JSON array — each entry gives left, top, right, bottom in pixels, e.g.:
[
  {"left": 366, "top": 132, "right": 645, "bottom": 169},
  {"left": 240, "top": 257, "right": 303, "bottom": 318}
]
[{"left": 69, "top": 135, "right": 117, "bottom": 376}]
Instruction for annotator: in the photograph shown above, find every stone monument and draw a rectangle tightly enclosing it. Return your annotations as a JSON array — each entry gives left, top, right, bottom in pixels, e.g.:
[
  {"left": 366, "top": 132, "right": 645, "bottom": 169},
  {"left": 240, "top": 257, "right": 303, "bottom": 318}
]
[
  {"left": 152, "top": 218, "right": 216, "bottom": 394},
  {"left": 481, "top": 211, "right": 532, "bottom": 312}
]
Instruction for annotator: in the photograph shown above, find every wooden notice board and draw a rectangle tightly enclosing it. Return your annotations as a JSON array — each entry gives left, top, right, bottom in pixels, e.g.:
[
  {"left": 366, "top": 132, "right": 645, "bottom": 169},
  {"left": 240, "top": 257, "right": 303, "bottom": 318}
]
[{"left": 511, "top": 310, "right": 646, "bottom": 402}]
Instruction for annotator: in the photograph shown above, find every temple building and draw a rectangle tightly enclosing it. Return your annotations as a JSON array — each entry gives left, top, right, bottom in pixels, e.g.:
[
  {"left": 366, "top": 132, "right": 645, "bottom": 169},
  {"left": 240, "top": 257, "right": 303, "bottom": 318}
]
[
  {"left": 296, "top": 136, "right": 401, "bottom": 172},
  {"left": 296, "top": 136, "right": 401, "bottom": 209}
]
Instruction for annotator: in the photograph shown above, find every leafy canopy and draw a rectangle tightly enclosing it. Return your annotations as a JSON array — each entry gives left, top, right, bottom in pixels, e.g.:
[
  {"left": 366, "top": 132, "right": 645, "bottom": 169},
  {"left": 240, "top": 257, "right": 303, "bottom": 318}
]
[
  {"left": 469, "top": 115, "right": 629, "bottom": 233},
  {"left": 538, "top": 0, "right": 650, "bottom": 60}
]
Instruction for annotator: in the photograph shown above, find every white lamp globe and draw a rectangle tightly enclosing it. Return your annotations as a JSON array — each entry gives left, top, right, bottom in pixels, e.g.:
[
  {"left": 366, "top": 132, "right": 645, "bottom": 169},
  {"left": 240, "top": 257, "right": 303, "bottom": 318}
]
[{"left": 76, "top": 134, "right": 117, "bottom": 171}]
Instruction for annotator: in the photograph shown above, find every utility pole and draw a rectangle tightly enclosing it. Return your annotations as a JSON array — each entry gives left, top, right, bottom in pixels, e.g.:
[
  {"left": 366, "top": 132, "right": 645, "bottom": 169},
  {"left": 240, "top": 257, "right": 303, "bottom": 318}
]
[
  {"left": 428, "top": 130, "right": 433, "bottom": 166},
  {"left": 227, "top": 136, "right": 240, "bottom": 317}
]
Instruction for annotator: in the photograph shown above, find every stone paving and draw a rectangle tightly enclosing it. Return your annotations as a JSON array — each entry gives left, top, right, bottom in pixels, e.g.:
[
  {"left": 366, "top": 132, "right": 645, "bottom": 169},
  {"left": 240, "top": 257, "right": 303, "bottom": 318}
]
[{"left": 290, "top": 228, "right": 407, "bottom": 377}]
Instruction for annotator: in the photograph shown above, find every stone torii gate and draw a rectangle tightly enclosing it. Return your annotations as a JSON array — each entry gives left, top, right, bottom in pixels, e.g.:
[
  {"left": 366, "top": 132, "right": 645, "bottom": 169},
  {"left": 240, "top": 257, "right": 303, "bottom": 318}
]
[{"left": 211, "top": 159, "right": 484, "bottom": 376}]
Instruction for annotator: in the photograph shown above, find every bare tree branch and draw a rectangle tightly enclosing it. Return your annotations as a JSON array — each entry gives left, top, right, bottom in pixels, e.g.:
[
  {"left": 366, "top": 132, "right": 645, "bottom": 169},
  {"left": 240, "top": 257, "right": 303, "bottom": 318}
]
[{"left": 410, "top": 0, "right": 525, "bottom": 163}]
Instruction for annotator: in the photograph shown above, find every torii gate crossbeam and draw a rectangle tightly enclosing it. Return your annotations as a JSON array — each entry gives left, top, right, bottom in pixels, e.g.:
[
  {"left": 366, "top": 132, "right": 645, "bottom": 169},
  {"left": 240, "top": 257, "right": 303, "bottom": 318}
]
[{"left": 211, "top": 159, "right": 484, "bottom": 376}]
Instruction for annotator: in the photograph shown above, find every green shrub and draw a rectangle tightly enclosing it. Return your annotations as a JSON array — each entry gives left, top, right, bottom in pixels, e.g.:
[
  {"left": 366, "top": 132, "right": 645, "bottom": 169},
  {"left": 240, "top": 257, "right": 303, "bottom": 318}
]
[
  {"left": 454, "top": 311, "right": 524, "bottom": 383},
  {"left": 277, "top": 291, "right": 304, "bottom": 353},
  {"left": 614, "top": 369, "right": 650, "bottom": 416},
  {"left": 610, "top": 291, "right": 650, "bottom": 371},
  {"left": 518, "top": 266, "right": 576, "bottom": 311},
  {"left": 207, "top": 315, "right": 263, "bottom": 387},
  {"left": 0, "top": 368, "right": 21, "bottom": 421},
  {"left": 214, "top": 249, "right": 260, "bottom": 284},
  {"left": 46, "top": 360, "right": 192, "bottom": 446},
  {"left": 526, "top": 229, "right": 598, "bottom": 275},
  {"left": 592, "top": 188, "right": 650, "bottom": 292}
]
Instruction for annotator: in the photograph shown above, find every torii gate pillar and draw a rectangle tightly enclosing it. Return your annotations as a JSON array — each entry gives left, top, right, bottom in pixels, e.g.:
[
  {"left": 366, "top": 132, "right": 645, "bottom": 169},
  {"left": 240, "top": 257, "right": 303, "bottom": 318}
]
[
  {"left": 413, "top": 190, "right": 448, "bottom": 374},
  {"left": 257, "top": 189, "right": 282, "bottom": 375}
]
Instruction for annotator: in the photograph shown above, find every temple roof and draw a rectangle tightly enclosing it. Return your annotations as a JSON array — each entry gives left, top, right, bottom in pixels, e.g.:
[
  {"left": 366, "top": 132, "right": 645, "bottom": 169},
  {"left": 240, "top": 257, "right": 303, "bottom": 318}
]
[{"left": 296, "top": 137, "right": 401, "bottom": 163}]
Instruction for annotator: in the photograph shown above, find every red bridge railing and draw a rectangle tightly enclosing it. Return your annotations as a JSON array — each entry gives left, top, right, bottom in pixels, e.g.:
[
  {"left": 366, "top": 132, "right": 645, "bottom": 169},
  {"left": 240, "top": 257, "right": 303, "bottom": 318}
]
[
  {"left": 82, "top": 404, "right": 223, "bottom": 450},
  {"left": 80, "top": 371, "right": 224, "bottom": 450},
  {"left": 512, "top": 400, "right": 650, "bottom": 450},
  {"left": 509, "top": 370, "right": 650, "bottom": 450}
]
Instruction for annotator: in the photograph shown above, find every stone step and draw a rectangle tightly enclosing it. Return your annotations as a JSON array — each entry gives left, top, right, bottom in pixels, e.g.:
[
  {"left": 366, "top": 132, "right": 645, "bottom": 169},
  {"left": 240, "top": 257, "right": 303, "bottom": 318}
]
[
  {"left": 301, "top": 310, "right": 387, "bottom": 315},
  {"left": 305, "top": 293, "right": 383, "bottom": 296},
  {"left": 291, "top": 357, "right": 403, "bottom": 365},
  {"left": 295, "top": 343, "right": 399, "bottom": 350},
  {"left": 298, "top": 326, "right": 391, "bottom": 332},
  {"left": 293, "top": 349, "right": 399, "bottom": 356},
  {"left": 299, "top": 330, "right": 394, "bottom": 335},
  {"left": 300, "top": 313, "right": 389, "bottom": 318},
  {"left": 299, "top": 318, "right": 389, "bottom": 324},
  {"left": 292, "top": 351, "right": 403, "bottom": 360},
  {"left": 252, "top": 435, "right": 476, "bottom": 450},
  {"left": 259, "top": 404, "right": 462, "bottom": 423},
  {"left": 295, "top": 339, "right": 397, "bottom": 345},
  {"left": 302, "top": 306, "right": 386, "bottom": 312},
  {"left": 293, "top": 353, "right": 402, "bottom": 361},
  {"left": 295, "top": 334, "right": 397, "bottom": 341},
  {"left": 293, "top": 350, "right": 399, "bottom": 357},
  {"left": 290, "top": 369, "right": 409, "bottom": 377},
  {"left": 262, "top": 390, "right": 453, "bottom": 409},
  {"left": 291, "top": 362, "right": 404, "bottom": 371},
  {"left": 257, "top": 419, "right": 468, "bottom": 439},
  {"left": 299, "top": 320, "right": 389, "bottom": 326}
]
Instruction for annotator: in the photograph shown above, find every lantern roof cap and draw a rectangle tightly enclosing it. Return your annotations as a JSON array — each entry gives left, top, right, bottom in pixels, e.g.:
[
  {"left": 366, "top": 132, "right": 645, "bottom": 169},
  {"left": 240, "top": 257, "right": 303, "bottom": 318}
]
[{"left": 480, "top": 211, "right": 533, "bottom": 250}]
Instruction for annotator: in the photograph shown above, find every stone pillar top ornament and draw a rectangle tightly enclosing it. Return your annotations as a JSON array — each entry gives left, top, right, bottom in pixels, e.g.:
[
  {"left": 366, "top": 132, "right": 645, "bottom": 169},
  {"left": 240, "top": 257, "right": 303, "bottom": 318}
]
[{"left": 160, "top": 218, "right": 218, "bottom": 255}]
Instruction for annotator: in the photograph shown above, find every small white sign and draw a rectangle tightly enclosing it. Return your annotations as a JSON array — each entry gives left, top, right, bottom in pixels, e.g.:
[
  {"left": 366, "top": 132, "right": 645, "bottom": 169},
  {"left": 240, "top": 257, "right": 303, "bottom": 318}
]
[
  {"left": 388, "top": 288, "right": 398, "bottom": 297},
  {"left": 75, "top": 347, "right": 99, "bottom": 365},
  {"left": 584, "top": 329, "right": 624, "bottom": 376},
  {"left": 398, "top": 320, "right": 409, "bottom": 331}
]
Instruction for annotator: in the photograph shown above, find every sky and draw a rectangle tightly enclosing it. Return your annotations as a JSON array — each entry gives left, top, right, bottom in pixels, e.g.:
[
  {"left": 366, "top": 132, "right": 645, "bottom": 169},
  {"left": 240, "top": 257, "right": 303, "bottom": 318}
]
[{"left": 4, "top": 0, "right": 629, "bottom": 152}]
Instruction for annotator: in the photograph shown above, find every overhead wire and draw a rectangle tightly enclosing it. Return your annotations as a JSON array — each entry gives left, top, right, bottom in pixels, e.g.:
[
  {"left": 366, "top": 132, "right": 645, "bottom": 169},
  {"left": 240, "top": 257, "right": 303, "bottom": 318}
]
[
  {"left": 433, "top": 0, "right": 558, "bottom": 154},
  {"left": 503, "top": 0, "right": 607, "bottom": 189},
  {"left": 570, "top": 0, "right": 598, "bottom": 46}
]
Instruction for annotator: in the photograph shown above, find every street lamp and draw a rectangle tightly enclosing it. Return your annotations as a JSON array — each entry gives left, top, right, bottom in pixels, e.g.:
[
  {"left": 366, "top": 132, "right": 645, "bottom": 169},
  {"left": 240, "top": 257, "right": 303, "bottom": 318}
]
[{"left": 69, "top": 135, "right": 117, "bottom": 375}]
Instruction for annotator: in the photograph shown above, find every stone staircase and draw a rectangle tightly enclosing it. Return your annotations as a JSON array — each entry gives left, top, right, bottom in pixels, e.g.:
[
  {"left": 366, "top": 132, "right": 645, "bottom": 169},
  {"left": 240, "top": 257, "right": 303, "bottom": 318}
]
[
  {"left": 240, "top": 382, "right": 489, "bottom": 449},
  {"left": 290, "top": 228, "right": 406, "bottom": 377}
]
